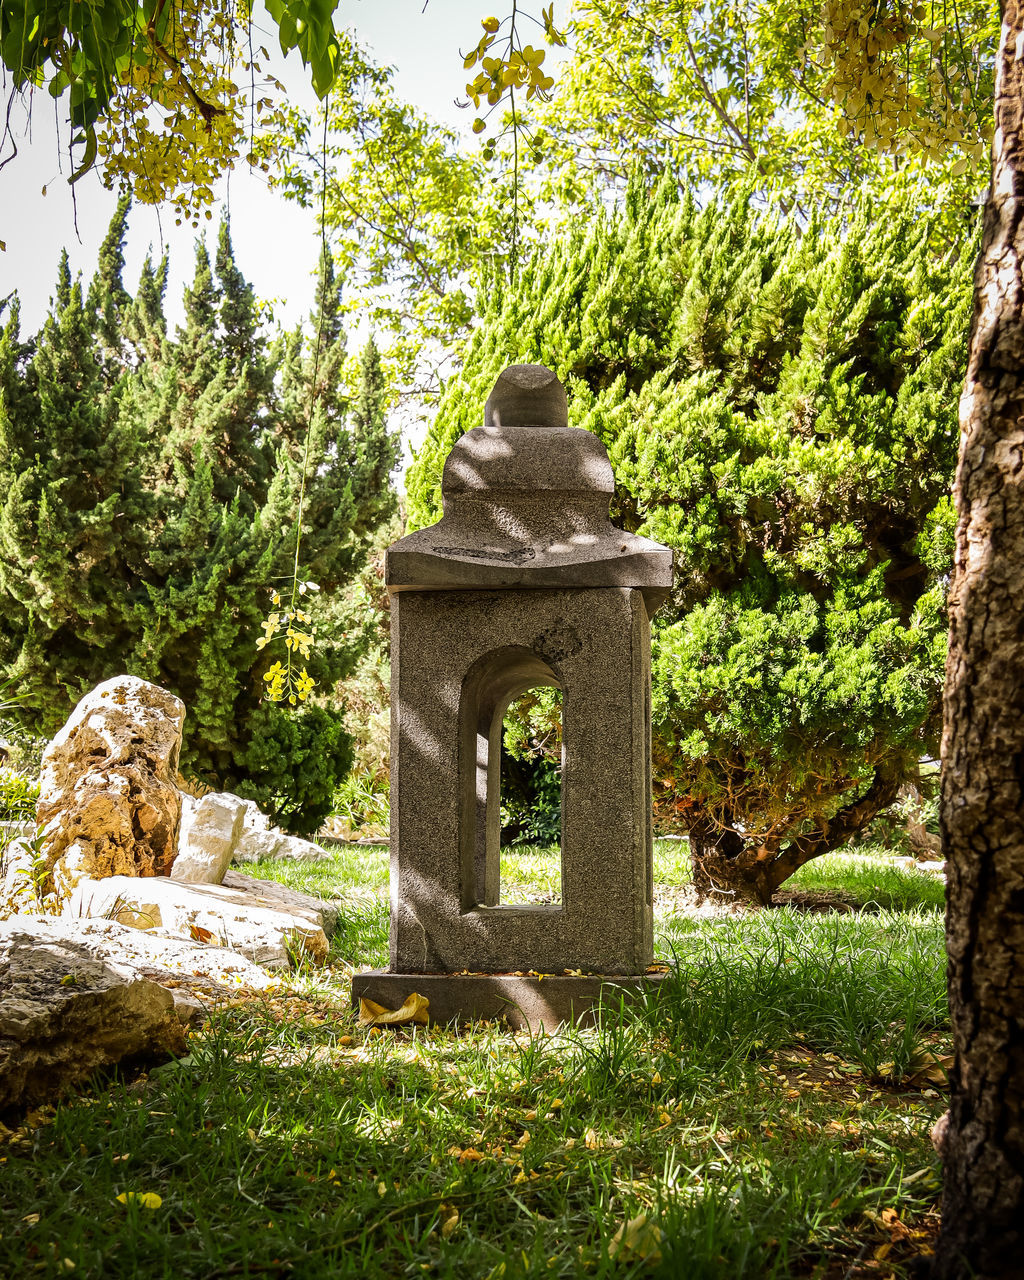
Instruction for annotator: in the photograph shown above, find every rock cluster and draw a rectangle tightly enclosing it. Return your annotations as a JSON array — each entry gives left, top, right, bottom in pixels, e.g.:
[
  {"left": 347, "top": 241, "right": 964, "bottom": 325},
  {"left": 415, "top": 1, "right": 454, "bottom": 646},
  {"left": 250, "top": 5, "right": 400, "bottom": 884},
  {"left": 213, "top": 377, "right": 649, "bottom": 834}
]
[
  {"left": 32, "top": 675, "right": 329, "bottom": 895},
  {"left": 0, "top": 674, "right": 346, "bottom": 1110},
  {"left": 172, "top": 791, "right": 327, "bottom": 882}
]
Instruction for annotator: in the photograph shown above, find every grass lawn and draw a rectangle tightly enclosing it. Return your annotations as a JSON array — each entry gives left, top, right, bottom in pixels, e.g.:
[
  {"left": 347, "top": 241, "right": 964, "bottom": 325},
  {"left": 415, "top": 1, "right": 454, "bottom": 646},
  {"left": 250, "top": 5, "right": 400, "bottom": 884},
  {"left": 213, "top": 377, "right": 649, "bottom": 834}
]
[{"left": 0, "top": 842, "right": 948, "bottom": 1278}]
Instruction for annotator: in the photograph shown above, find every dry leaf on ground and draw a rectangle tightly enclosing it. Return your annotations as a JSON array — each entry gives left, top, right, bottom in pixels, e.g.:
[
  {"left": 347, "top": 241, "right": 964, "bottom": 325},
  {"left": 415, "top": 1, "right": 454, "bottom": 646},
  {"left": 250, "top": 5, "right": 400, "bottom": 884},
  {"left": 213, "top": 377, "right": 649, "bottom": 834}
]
[
  {"left": 907, "top": 1052, "right": 955, "bottom": 1087},
  {"left": 608, "top": 1214, "right": 664, "bottom": 1265},
  {"left": 115, "top": 1192, "right": 163, "bottom": 1209},
  {"left": 358, "top": 992, "right": 429, "bottom": 1026}
]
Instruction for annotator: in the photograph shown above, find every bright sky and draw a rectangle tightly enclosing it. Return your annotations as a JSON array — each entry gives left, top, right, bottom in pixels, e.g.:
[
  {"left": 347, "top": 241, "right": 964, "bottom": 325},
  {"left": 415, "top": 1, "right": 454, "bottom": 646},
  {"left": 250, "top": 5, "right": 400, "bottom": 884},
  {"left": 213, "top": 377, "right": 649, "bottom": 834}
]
[{"left": 0, "top": 0, "right": 496, "bottom": 335}]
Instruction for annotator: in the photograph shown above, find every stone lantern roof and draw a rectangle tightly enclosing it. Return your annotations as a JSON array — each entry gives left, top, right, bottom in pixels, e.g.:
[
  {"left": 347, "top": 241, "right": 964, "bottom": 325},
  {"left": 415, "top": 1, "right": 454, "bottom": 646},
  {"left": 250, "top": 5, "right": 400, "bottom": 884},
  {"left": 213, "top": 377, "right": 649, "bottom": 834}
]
[{"left": 386, "top": 364, "right": 673, "bottom": 611}]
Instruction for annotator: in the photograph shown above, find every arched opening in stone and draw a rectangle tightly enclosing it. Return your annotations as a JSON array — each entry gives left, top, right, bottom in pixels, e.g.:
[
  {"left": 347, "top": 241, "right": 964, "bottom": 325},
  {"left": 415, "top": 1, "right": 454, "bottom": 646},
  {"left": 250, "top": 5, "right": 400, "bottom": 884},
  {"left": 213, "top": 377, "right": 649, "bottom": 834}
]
[
  {"left": 498, "top": 688, "right": 563, "bottom": 905},
  {"left": 458, "top": 647, "right": 564, "bottom": 913}
]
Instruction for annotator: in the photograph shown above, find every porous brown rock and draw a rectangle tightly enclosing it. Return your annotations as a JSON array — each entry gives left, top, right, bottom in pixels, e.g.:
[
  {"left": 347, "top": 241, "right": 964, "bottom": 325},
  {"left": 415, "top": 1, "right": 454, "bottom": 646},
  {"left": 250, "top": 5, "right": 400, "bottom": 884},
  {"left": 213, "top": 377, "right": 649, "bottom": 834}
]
[{"left": 36, "top": 676, "right": 185, "bottom": 891}]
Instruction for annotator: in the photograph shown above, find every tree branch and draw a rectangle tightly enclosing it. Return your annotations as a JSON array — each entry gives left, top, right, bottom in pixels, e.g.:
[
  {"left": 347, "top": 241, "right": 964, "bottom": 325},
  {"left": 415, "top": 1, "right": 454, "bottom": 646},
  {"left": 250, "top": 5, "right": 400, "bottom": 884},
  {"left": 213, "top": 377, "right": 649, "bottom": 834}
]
[{"left": 765, "top": 766, "right": 902, "bottom": 892}]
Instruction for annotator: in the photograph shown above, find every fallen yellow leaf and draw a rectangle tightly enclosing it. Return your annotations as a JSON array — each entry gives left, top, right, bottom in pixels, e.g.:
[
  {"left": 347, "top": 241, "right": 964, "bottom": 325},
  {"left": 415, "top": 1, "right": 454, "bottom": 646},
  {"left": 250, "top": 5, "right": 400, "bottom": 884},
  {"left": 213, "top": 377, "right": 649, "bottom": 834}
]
[
  {"left": 440, "top": 1204, "right": 460, "bottom": 1239},
  {"left": 116, "top": 1192, "right": 163, "bottom": 1209},
  {"left": 358, "top": 993, "right": 430, "bottom": 1026},
  {"left": 448, "top": 1145, "right": 485, "bottom": 1163},
  {"left": 608, "top": 1214, "right": 664, "bottom": 1265}
]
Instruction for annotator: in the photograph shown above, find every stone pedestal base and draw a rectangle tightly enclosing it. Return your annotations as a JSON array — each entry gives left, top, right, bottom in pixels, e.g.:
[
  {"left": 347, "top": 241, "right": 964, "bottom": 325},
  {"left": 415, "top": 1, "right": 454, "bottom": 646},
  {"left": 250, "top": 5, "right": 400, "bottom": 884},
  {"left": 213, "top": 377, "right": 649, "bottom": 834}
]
[{"left": 351, "top": 970, "right": 669, "bottom": 1032}]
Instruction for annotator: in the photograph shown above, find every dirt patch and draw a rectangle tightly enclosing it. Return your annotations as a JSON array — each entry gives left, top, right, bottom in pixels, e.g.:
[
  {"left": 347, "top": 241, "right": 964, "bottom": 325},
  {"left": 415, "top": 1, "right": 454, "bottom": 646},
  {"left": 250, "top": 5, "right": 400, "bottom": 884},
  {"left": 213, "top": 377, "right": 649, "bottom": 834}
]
[{"left": 655, "top": 884, "right": 862, "bottom": 919}]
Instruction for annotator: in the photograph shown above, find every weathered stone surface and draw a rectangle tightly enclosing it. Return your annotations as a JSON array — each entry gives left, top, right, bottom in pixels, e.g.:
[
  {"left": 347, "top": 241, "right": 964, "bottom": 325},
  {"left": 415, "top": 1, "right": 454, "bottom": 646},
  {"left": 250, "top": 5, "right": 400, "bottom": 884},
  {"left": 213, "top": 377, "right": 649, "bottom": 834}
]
[
  {"left": 62, "top": 915, "right": 279, "bottom": 994},
  {"left": 62, "top": 916, "right": 280, "bottom": 993},
  {"left": 172, "top": 792, "right": 247, "bottom": 884},
  {"left": 386, "top": 363, "right": 673, "bottom": 609},
  {"left": 231, "top": 827, "right": 330, "bottom": 864},
  {"left": 351, "top": 970, "right": 669, "bottom": 1033},
  {"left": 390, "top": 586, "right": 653, "bottom": 975},
  {"left": 380, "top": 364, "right": 669, "bottom": 982},
  {"left": 355, "top": 363, "right": 671, "bottom": 1002},
  {"left": 37, "top": 676, "right": 185, "bottom": 891},
  {"left": 67, "top": 875, "right": 329, "bottom": 969},
  {"left": 220, "top": 869, "right": 342, "bottom": 938},
  {"left": 171, "top": 792, "right": 326, "bottom": 872},
  {"left": 0, "top": 917, "right": 186, "bottom": 1109},
  {"left": 484, "top": 362, "right": 569, "bottom": 430}
]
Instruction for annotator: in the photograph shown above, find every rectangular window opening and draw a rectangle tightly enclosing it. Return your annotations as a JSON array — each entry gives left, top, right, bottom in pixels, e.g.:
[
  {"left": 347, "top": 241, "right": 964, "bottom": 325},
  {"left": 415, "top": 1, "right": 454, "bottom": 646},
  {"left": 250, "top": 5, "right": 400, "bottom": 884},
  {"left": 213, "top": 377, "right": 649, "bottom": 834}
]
[{"left": 496, "top": 687, "right": 563, "bottom": 906}]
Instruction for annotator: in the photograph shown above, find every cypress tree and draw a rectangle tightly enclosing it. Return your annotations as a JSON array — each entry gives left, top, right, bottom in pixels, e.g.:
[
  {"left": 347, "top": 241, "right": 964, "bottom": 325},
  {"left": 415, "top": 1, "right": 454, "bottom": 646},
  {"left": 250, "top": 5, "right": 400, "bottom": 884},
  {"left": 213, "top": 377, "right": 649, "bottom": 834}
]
[
  {"left": 87, "top": 193, "right": 132, "bottom": 375},
  {"left": 0, "top": 249, "right": 148, "bottom": 719},
  {"left": 0, "top": 209, "right": 399, "bottom": 833},
  {"left": 408, "top": 181, "right": 973, "bottom": 903}
]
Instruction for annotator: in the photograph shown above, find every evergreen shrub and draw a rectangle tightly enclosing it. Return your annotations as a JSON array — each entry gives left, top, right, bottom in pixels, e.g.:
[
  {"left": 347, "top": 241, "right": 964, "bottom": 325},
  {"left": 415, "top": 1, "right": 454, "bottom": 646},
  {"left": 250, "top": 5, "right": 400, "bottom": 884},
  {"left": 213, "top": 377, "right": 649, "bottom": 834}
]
[{"left": 408, "top": 181, "right": 972, "bottom": 899}]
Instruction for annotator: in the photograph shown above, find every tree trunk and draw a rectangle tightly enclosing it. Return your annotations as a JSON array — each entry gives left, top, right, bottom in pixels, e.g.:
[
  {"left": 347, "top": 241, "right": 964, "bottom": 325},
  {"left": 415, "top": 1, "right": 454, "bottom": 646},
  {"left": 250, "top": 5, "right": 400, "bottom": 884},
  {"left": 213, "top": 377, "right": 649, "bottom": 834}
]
[
  {"left": 901, "top": 781, "right": 942, "bottom": 860},
  {"left": 689, "top": 819, "right": 775, "bottom": 906},
  {"left": 935, "top": 3, "right": 1024, "bottom": 1273},
  {"left": 687, "top": 767, "right": 899, "bottom": 906}
]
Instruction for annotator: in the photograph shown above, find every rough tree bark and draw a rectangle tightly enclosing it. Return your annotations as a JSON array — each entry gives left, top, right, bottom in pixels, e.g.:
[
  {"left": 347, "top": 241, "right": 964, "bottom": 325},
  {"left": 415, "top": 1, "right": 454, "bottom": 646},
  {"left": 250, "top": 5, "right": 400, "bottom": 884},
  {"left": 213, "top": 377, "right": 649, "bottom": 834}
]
[
  {"left": 935, "top": 2, "right": 1024, "bottom": 1273},
  {"left": 687, "top": 767, "right": 900, "bottom": 906}
]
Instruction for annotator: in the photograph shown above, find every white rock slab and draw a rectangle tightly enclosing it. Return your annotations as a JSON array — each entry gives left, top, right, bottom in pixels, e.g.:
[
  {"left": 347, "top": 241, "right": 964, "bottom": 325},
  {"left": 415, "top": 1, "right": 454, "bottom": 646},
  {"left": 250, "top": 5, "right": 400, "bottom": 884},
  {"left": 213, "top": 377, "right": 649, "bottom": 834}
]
[
  {"left": 66, "top": 875, "right": 329, "bottom": 969},
  {"left": 220, "top": 869, "right": 341, "bottom": 939},
  {"left": 231, "top": 828, "right": 330, "bottom": 864},
  {"left": 64, "top": 915, "right": 279, "bottom": 992},
  {"left": 171, "top": 791, "right": 329, "bottom": 870}
]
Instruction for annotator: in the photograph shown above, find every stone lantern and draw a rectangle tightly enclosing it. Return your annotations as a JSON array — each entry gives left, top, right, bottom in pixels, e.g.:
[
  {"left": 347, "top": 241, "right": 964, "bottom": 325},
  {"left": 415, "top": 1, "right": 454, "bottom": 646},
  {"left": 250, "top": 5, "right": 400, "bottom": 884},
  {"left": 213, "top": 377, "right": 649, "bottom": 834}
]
[{"left": 351, "top": 364, "right": 673, "bottom": 1029}]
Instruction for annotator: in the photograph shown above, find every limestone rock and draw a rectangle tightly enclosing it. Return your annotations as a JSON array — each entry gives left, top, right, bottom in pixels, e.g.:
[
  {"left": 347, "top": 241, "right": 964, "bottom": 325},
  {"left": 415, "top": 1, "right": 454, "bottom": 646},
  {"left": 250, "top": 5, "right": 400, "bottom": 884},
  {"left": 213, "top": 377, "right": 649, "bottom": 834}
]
[
  {"left": 220, "top": 869, "right": 341, "bottom": 939},
  {"left": 232, "top": 826, "right": 330, "bottom": 864},
  {"left": 54, "top": 915, "right": 278, "bottom": 995},
  {"left": 0, "top": 917, "right": 186, "bottom": 1109},
  {"left": 240, "top": 797, "right": 273, "bottom": 836},
  {"left": 171, "top": 791, "right": 327, "bottom": 870},
  {"left": 37, "top": 676, "right": 185, "bottom": 890},
  {"left": 894, "top": 855, "right": 947, "bottom": 876},
  {"left": 67, "top": 875, "right": 329, "bottom": 969},
  {"left": 172, "top": 792, "right": 247, "bottom": 884}
]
